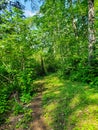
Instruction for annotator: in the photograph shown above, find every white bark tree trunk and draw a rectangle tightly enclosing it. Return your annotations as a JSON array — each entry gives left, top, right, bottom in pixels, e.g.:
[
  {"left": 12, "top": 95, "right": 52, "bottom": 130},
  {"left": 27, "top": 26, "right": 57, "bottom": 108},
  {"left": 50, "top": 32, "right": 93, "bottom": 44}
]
[{"left": 88, "top": 0, "right": 95, "bottom": 66}]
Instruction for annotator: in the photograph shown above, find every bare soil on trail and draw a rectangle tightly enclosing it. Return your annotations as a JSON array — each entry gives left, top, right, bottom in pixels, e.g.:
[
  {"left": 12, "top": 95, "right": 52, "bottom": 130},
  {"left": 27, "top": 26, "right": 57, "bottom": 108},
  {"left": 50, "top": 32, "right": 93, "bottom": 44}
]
[
  {"left": 0, "top": 80, "right": 50, "bottom": 130},
  {"left": 0, "top": 92, "right": 50, "bottom": 130},
  {"left": 29, "top": 93, "right": 49, "bottom": 130}
]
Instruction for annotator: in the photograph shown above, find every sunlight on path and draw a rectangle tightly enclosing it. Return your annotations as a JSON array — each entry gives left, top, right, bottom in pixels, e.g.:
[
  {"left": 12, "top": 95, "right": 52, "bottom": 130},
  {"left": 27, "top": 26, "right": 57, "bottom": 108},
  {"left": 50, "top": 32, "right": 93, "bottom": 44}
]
[
  {"left": 0, "top": 74, "right": 98, "bottom": 130},
  {"left": 30, "top": 93, "right": 49, "bottom": 130},
  {"left": 39, "top": 74, "right": 98, "bottom": 130}
]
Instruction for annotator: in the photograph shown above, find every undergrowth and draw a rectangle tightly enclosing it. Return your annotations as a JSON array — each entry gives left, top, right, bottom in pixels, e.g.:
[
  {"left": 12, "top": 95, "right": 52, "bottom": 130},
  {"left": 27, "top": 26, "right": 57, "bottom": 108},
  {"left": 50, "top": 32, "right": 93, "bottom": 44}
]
[{"left": 40, "top": 74, "right": 98, "bottom": 130}]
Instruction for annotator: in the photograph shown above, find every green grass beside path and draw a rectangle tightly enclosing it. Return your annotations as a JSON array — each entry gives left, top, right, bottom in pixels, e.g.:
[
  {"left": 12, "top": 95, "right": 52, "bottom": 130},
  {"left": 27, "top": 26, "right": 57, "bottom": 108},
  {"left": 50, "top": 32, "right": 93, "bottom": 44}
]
[{"left": 35, "top": 74, "right": 98, "bottom": 130}]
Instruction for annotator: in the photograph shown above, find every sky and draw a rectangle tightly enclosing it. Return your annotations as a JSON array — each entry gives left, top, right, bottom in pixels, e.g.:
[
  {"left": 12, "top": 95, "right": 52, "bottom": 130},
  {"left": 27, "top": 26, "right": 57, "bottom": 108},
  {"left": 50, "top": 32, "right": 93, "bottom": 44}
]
[
  {"left": 20, "top": 0, "right": 35, "bottom": 17},
  {"left": 19, "top": 0, "right": 42, "bottom": 17}
]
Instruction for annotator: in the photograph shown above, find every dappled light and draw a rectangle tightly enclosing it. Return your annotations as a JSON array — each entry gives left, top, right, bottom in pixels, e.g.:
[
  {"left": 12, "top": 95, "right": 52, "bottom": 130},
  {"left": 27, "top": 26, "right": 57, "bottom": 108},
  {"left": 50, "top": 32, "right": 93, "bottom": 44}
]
[
  {"left": 41, "top": 74, "right": 98, "bottom": 130},
  {"left": 0, "top": 0, "right": 98, "bottom": 130}
]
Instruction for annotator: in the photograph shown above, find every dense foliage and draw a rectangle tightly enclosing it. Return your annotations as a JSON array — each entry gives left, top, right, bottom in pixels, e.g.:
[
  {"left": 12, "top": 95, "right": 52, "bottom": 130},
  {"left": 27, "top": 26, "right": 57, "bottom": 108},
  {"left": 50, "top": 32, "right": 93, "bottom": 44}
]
[
  {"left": 33, "top": 0, "right": 98, "bottom": 83},
  {"left": 0, "top": 0, "right": 98, "bottom": 127},
  {"left": 0, "top": 4, "right": 40, "bottom": 123}
]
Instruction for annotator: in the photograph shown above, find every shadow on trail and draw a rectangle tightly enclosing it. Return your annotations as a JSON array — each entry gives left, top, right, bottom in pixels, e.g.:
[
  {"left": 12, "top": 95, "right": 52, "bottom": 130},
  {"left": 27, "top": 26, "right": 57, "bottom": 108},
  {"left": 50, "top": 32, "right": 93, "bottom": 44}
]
[
  {"left": 42, "top": 75, "right": 98, "bottom": 130},
  {"left": 0, "top": 80, "right": 49, "bottom": 130},
  {"left": 29, "top": 80, "right": 49, "bottom": 130}
]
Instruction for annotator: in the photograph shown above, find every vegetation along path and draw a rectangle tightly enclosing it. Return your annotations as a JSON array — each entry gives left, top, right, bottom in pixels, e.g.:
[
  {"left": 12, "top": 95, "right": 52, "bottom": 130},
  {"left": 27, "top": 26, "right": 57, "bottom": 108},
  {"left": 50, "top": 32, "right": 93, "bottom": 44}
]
[
  {"left": 0, "top": 74, "right": 98, "bottom": 130},
  {"left": 0, "top": 0, "right": 98, "bottom": 130},
  {"left": 32, "top": 74, "right": 98, "bottom": 130}
]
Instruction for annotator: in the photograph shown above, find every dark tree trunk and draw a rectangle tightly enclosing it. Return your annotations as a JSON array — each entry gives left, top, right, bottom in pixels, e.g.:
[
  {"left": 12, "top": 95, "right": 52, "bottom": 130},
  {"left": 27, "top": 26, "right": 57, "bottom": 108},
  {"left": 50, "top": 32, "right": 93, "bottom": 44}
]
[{"left": 40, "top": 56, "right": 47, "bottom": 75}]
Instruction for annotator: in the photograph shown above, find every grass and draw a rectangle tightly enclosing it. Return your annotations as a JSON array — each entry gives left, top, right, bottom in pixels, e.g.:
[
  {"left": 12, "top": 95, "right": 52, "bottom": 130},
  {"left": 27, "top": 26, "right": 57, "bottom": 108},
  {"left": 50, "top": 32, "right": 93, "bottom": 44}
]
[
  {"left": 35, "top": 73, "right": 98, "bottom": 130},
  {"left": 1, "top": 73, "right": 98, "bottom": 130}
]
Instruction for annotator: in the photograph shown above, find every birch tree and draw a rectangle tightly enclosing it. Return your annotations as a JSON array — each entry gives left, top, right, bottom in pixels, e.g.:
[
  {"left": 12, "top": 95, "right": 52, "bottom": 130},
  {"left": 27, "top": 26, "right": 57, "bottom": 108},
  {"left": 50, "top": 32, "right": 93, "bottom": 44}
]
[{"left": 88, "top": 0, "right": 96, "bottom": 66}]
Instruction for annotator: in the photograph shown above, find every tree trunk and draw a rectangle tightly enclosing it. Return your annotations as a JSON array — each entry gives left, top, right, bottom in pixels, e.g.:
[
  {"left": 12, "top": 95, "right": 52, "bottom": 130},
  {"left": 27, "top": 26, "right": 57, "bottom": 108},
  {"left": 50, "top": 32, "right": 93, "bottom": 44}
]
[
  {"left": 40, "top": 56, "right": 47, "bottom": 75},
  {"left": 88, "top": 0, "right": 95, "bottom": 66}
]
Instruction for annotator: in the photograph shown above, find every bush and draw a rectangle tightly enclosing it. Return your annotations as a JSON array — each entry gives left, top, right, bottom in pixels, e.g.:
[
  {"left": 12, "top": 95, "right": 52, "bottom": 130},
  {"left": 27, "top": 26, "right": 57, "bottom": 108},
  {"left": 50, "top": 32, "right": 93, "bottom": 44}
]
[
  {"left": 20, "top": 93, "right": 32, "bottom": 103},
  {"left": 13, "top": 102, "right": 24, "bottom": 115}
]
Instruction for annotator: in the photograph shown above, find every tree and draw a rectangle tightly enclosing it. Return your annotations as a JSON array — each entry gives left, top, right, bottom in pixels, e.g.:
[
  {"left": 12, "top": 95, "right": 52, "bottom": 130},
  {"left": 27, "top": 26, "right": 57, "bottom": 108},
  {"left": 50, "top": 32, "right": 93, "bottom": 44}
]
[
  {"left": 0, "top": 6, "right": 40, "bottom": 120},
  {"left": 88, "top": 0, "right": 96, "bottom": 66},
  {"left": 0, "top": 0, "right": 8, "bottom": 10}
]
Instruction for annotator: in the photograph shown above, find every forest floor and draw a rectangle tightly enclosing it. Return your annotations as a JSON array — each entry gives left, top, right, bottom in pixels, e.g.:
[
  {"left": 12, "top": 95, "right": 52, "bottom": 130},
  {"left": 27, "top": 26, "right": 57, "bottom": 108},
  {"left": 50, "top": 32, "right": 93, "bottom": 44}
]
[
  {"left": 0, "top": 73, "right": 98, "bottom": 130},
  {"left": 29, "top": 93, "right": 50, "bottom": 130}
]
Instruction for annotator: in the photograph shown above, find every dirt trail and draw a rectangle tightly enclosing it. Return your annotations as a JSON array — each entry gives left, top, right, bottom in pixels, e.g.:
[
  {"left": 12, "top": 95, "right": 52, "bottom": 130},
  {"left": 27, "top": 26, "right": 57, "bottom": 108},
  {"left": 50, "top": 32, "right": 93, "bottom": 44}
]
[
  {"left": 0, "top": 93, "right": 49, "bottom": 130},
  {"left": 0, "top": 80, "right": 50, "bottom": 130},
  {"left": 29, "top": 92, "right": 49, "bottom": 130}
]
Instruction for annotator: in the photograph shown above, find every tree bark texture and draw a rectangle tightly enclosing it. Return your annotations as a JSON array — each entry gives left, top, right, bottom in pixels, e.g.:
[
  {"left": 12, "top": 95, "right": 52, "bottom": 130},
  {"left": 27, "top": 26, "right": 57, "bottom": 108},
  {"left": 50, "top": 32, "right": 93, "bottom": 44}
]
[{"left": 88, "top": 0, "right": 96, "bottom": 66}]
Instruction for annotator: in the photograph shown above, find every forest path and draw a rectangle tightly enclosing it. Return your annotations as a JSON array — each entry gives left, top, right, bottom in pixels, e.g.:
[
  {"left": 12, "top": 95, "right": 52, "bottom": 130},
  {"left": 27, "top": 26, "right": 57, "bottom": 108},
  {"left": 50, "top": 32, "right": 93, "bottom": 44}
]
[
  {"left": 29, "top": 92, "right": 49, "bottom": 130},
  {"left": 0, "top": 80, "right": 50, "bottom": 130},
  {"left": 1, "top": 74, "right": 98, "bottom": 130}
]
